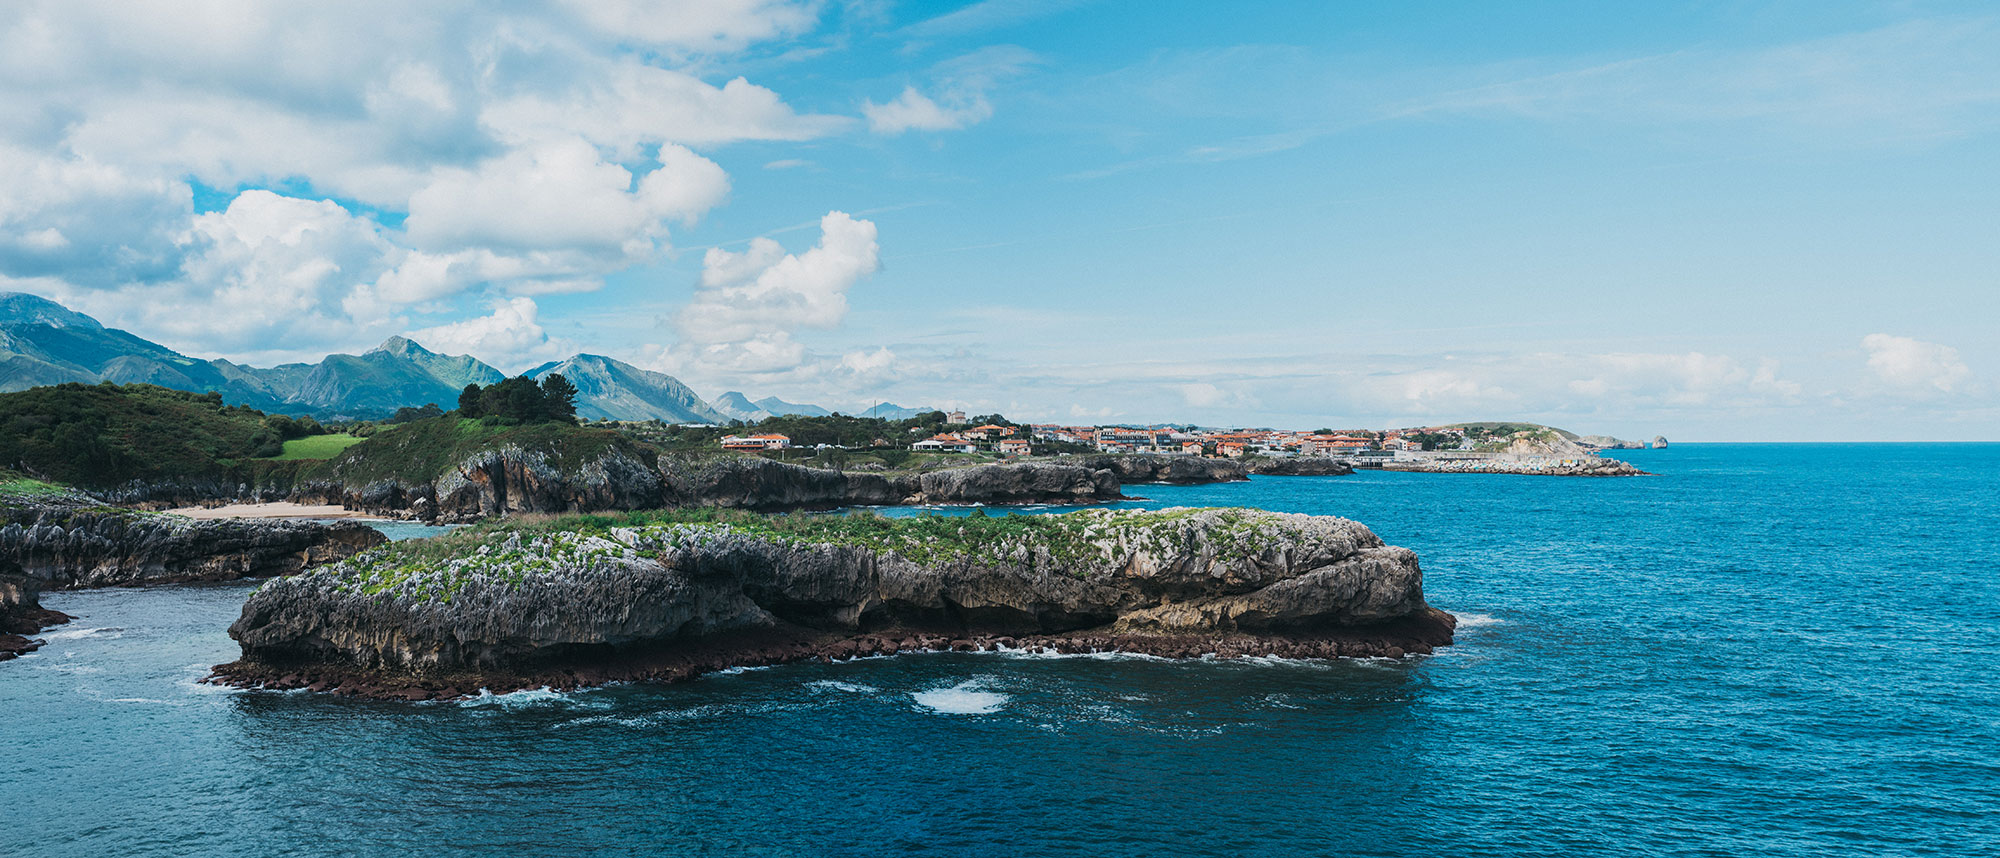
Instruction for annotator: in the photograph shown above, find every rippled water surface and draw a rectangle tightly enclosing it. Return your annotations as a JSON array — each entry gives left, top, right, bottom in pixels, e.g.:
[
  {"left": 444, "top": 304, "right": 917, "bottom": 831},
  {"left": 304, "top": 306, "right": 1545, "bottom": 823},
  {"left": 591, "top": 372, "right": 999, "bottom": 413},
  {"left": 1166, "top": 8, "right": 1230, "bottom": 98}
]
[{"left": 6, "top": 444, "right": 1998, "bottom": 856}]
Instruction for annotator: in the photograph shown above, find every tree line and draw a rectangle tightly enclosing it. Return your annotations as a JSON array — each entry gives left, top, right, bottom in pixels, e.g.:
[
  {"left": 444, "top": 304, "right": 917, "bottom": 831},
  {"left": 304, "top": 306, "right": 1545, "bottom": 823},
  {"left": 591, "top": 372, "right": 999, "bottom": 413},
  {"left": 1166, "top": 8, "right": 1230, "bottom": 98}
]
[{"left": 456, "top": 374, "right": 579, "bottom": 424}]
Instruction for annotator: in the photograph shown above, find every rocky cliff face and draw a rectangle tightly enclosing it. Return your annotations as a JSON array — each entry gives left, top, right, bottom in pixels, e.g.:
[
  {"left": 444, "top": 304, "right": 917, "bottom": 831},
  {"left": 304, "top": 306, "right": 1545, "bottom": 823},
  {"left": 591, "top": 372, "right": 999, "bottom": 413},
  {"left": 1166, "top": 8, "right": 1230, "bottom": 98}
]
[
  {"left": 1071, "top": 454, "right": 1250, "bottom": 484},
  {"left": 432, "top": 443, "right": 664, "bottom": 519},
  {"left": 1, "top": 501, "right": 385, "bottom": 590},
  {"left": 217, "top": 507, "right": 1454, "bottom": 696},
  {"left": 659, "top": 456, "right": 908, "bottom": 510},
  {"left": 314, "top": 450, "right": 1193, "bottom": 521},
  {"left": 913, "top": 462, "right": 1121, "bottom": 504},
  {"left": 1, "top": 572, "right": 71, "bottom": 659},
  {"left": 1246, "top": 458, "right": 1357, "bottom": 476}
]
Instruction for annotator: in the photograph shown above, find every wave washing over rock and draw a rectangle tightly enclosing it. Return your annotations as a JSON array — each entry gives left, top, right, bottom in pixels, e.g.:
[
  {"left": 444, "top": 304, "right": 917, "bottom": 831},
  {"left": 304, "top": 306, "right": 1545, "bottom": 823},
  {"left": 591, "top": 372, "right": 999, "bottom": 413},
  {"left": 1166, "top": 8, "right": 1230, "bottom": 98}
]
[{"left": 212, "top": 507, "right": 1454, "bottom": 699}]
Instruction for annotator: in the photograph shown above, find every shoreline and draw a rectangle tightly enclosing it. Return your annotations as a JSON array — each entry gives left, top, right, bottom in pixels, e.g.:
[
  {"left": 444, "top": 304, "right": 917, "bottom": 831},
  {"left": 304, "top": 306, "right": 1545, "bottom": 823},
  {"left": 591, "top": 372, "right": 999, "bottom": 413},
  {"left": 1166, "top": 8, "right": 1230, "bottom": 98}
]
[
  {"left": 207, "top": 610, "right": 1457, "bottom": 701},
  {"left": 161, "top": 502, "right": 385, "bottom": 520}
]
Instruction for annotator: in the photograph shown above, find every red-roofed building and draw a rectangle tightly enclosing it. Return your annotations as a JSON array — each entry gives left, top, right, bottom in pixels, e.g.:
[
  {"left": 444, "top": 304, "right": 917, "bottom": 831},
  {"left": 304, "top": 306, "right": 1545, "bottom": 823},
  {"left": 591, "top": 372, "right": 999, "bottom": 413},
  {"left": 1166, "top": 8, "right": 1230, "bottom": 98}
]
[{"left": 722, "top": 433, "right": 791, "bottom": 450}]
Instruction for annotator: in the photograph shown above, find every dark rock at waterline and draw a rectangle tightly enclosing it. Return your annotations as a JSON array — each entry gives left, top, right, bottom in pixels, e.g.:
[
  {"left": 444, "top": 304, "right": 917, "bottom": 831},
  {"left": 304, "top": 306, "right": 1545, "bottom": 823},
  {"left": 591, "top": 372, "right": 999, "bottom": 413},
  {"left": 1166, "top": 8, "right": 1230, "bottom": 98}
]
[
  {"left": 1069, "top": 454, "right": 1251, "bottom": 485},
  {"left": 662, "top": 455, "right": 909, "bottom": 510},
  {"left": 215, "top": 507, "right": 1452, "bottom": 696},
  {"left": 1, "top": 500, "right": 385, "bottom": 590},
  {"left": 912, "top": 461, "right": 1121, "bottom": 504},
  {"left": 1, "top": 565, "right": 72, "bottom": 660},
  {"left": 1245, "top": 458, "right": 1357, "bottom": 477}
]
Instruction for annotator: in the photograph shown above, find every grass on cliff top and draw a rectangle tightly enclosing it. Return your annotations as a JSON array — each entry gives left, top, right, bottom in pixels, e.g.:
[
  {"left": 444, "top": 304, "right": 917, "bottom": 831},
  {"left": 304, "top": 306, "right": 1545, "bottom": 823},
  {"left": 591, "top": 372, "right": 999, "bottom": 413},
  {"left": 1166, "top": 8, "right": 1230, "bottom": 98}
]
[
  {"left": 318, "top": 417, "right": 653, "bottom": 486},
  {"left": 0, "top": 472, "right": 65, "bottom": 498},
  {"left": 259, "top": 433, "right": 367, "bottom": 461},
  {"left": 330, "top": 506, "right": 1309, "bottom": 601}
]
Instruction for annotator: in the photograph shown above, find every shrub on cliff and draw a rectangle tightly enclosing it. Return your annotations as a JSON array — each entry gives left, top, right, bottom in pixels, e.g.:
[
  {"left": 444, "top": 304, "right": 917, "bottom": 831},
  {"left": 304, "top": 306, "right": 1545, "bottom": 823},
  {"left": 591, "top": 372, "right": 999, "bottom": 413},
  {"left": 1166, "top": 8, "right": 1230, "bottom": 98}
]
[{"left": 317, "top": 416, "right": 652, "bottom": 488}]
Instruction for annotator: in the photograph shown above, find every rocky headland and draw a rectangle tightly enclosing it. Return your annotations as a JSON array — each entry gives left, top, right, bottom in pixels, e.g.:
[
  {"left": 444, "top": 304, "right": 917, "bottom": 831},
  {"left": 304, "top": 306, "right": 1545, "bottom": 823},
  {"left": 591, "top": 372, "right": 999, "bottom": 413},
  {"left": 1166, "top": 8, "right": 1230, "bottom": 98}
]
[
  {"left": 0, "top": 489, "right": 385, "bottom": 658},
  {"left": 1243, "top": 457, "right": 1359, "bottom": 477},
  {"left": 1385, "top": 457, "right": 1646, "bottom": 476},
  {"left": 293, "top": 431, "right": 1351, "bottom": 522},
  {"left": 212, "top": 507, "right": 1455, "bottom": 699},
  {"left": 1387, "top": 431, "right": 1648, "bottom": 476}
]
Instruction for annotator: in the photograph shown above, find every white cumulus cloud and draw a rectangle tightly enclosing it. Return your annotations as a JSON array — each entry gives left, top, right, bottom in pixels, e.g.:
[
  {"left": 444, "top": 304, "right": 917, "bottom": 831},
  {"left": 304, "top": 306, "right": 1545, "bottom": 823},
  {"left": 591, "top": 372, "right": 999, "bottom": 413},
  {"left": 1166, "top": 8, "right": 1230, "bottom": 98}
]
[
  {"left": 863, "top": 87, "right": 993, "bottom": 134},
  {"left": 0, "top": 0, "right": 841, "bottom": 364},
  {"left": 648, "top": 211, "right": 886, "bottom": 390},
  {"left": 408, "top": 297, "right": 571, "bottom": 373},
  {"left": 1862, "top": 333, "right": 1970, "bottom": 394}
]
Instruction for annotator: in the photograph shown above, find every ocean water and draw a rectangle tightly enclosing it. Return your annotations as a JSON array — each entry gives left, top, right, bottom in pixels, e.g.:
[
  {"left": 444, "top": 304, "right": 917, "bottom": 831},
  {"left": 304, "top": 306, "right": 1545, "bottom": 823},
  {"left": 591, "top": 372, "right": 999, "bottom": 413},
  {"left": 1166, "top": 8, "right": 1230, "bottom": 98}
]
[{"left": 5, "top": 444, "right": 1997, "bottom": 857}]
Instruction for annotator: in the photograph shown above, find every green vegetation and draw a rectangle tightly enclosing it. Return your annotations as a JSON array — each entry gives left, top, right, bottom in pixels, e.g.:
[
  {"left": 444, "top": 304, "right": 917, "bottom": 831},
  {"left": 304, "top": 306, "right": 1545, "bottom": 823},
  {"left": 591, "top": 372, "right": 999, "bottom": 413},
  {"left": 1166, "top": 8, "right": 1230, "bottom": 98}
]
[
  {"left": 628, "top": 409, "right": 979, "bottom": 452},
  {"left": 0, "top": 382, "right": 340, "bottom": 488},
  {"left": 456, "top": 374, "right": 577, "bottom": 424},
  {"left": 319, "top": 416, "right": 648, "bottom": 486},
  {"left": 326, "top": 506, "right": 1306, "bottom": 602},
  {"left": 262, "top": 433, "right": 368, "bottom": 461},
  {"left": 0, "top": 468, "right": 67, "bottom": 500}
]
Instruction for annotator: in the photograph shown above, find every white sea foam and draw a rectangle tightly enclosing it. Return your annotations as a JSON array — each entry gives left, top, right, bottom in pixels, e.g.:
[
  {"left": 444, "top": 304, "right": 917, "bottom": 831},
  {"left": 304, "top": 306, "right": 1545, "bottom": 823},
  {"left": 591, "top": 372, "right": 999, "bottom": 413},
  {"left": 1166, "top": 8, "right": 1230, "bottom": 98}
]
[
  {"left": 1452, "top": 612, "right": 1504, "bottom": 630},
  {"left": 39, "top": 626, "right": 123, "bottom": 641},
  {"left": 554, "top": 714, "right": 656, "bottom": 730},
  {"left": 458, "top": 686, "right": 568, "bottom": 707},
  {"left": 807, "top": 680, "right": 879, "bottom": 694},
  {"left": 912, "top": 679, "right": 1008, "bottom": 715}
]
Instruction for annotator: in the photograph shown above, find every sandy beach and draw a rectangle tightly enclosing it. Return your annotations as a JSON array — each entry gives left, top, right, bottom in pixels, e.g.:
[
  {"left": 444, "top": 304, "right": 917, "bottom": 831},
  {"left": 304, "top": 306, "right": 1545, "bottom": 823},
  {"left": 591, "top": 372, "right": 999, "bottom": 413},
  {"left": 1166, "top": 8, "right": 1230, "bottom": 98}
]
[{"left": 162, "top": 502, "right": 374, "bottom": 520}]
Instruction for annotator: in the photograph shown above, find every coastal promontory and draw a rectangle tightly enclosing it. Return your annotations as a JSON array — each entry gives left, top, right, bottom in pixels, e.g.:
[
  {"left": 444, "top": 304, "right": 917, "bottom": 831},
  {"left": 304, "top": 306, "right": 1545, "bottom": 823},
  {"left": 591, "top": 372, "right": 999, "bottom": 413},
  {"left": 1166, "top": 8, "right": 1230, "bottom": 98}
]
[{"left": 214, "top": 507, "right": 1455, "bottom": 698}]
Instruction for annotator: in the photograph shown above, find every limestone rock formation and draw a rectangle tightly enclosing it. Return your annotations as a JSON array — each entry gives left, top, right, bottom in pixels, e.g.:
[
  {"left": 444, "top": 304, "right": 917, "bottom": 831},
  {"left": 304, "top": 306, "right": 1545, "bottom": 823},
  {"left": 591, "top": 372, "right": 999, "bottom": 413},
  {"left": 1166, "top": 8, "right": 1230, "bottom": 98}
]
[
  {"left": 661, "top": 455, "right": 907, "bottom": 510},
  {"left": 1071, "top": 454, "right": 1250, "bottom": 484},
  {"left": 912, "top": 462, "right": 1121, "bottom": 504},
  {"left": 218, "top": 507, "right": 1454, "bottom": 694},
  {"left": 1, "top": 502, "right": 386, "bottom": 589},
  {"left": 1245, "top": 458, "right": 1357, "bottom": 476}
]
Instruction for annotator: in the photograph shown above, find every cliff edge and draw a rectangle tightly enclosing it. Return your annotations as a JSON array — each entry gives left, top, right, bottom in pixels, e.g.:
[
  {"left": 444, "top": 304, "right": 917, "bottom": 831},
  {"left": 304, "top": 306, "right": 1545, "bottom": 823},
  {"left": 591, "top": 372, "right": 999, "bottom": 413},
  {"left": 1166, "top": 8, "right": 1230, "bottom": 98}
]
[{"left": 214, "top": 507, "right": 1454, "bottom": 698}]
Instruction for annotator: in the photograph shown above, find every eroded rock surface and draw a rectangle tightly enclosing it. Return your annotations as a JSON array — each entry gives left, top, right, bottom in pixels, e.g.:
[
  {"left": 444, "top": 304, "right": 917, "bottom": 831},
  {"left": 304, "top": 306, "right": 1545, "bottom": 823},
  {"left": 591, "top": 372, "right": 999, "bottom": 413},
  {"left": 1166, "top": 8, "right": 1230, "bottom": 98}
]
[
  {"left": 1, "top": 499, "right": 385, "bottom": 590},
  {"left": 218, "top": 507, "right": 1453, "bottom": 695}
]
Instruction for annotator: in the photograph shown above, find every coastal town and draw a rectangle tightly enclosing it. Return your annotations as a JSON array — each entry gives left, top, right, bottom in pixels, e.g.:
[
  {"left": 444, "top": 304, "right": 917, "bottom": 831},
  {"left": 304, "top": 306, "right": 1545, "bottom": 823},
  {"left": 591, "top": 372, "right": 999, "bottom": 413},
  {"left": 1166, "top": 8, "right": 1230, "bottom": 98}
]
[{"left": 719, "top": 411, "right": 1663, "bottom": 474}]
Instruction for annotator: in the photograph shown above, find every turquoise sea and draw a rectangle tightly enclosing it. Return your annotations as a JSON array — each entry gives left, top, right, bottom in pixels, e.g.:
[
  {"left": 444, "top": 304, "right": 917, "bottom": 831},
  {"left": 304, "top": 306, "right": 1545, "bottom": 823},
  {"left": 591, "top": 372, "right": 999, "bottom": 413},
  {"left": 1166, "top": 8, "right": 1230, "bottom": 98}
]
[{"left": 4, "top": 444, "right": 1997, "bottom": 856}]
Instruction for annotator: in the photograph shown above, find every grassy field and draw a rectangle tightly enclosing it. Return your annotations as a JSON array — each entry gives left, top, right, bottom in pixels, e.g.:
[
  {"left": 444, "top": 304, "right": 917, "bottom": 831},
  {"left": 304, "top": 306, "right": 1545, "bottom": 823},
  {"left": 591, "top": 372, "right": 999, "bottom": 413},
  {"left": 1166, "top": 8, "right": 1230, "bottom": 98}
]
[
  {"left": 264, "top": 433, "right": 368, "bottom": 461},
  {"left": 0, "top": 474, "right": 65, "bottom": 498}
]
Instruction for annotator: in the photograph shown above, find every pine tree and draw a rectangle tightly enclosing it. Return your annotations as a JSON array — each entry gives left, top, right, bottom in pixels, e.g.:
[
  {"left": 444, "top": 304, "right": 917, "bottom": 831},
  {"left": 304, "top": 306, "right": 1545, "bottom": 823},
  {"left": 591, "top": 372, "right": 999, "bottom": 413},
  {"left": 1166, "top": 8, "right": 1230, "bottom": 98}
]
[
  {"left": 539, "top": 373, "right": 579, "bottom": 423},
  {"left": 458, "top": 383, "right": 484, "bottom": 417}
]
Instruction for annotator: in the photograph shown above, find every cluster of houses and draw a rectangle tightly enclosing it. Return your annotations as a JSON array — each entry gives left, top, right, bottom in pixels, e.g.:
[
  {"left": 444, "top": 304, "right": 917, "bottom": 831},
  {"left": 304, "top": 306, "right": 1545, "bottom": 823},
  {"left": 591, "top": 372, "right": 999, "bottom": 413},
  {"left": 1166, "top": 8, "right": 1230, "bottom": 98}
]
[
  {"left": 1027, "top": 425, "right": 1480, "bottom": 458},
  {"left": 912, "top": 423, "right": 1030, "bottom": 456}
]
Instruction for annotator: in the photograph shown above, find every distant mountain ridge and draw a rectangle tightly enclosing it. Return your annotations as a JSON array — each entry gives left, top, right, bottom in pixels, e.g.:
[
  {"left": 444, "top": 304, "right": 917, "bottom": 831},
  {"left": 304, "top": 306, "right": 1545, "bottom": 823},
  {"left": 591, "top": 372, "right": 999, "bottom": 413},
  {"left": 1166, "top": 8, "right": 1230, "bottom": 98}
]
[
  {"left": 0, "top": 291, "right": 925, "bottom": 424},
  {"left": 754, "top": 395, "right": 831, "bottom": 417},
  {"left": 709, "top": 391, "right": 773, "bottom": 423},
  {"left": 525, "top": 354, "right": 723, "bottom": 424}
]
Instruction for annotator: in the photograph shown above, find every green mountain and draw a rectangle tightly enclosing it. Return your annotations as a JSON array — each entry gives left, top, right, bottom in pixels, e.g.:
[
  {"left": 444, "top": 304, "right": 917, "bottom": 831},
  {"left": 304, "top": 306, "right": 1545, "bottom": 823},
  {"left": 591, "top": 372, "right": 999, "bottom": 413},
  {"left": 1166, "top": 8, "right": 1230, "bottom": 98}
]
[
  {"left": 526, "top": 354, "right": 724, "bottom": 423},
  {"left": 289, "top": 336, "right": 506, "bottom": 414},
  {"left": 0, "top": 292, "right": 736, "bottom": 424},
  {"left": 0, "top": 292, "right": 295, "bottom": 411}
]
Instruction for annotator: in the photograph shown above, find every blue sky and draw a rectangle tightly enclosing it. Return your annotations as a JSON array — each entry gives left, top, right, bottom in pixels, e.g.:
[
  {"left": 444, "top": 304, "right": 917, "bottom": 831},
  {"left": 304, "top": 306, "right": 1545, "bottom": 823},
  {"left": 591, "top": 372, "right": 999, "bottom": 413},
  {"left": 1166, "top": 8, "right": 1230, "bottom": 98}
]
[{"left": 1, "top": 1, "right": 1994, "bottom": 439}]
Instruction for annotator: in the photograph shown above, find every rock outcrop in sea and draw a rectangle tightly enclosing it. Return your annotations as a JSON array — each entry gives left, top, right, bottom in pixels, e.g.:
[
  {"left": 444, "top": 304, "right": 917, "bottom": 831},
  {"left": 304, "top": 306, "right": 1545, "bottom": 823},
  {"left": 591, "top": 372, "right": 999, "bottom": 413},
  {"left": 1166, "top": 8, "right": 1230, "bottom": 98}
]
[
  {"left": 214, "top": 507, "right": 1455, "bottom": 698},
  {"left": 2, "top": 500, "right": 386, "bottom": 590},
  {"left": 301, "top": 445, "right": 1352, "bottom": 522},
  {"left": 0, "top": 491, "right": 384, "bottom": 658}
]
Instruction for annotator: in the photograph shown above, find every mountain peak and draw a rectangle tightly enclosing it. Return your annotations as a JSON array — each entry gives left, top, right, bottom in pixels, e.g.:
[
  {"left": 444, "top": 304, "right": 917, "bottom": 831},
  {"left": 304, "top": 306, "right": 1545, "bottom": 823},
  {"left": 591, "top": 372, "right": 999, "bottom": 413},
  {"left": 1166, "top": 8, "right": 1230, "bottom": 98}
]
[
  {"left": 370, "top": 335, "right": 432, "bottom": 356},
  {"left": 0, "top": 292, "right": 104, "bottom": 330}
]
